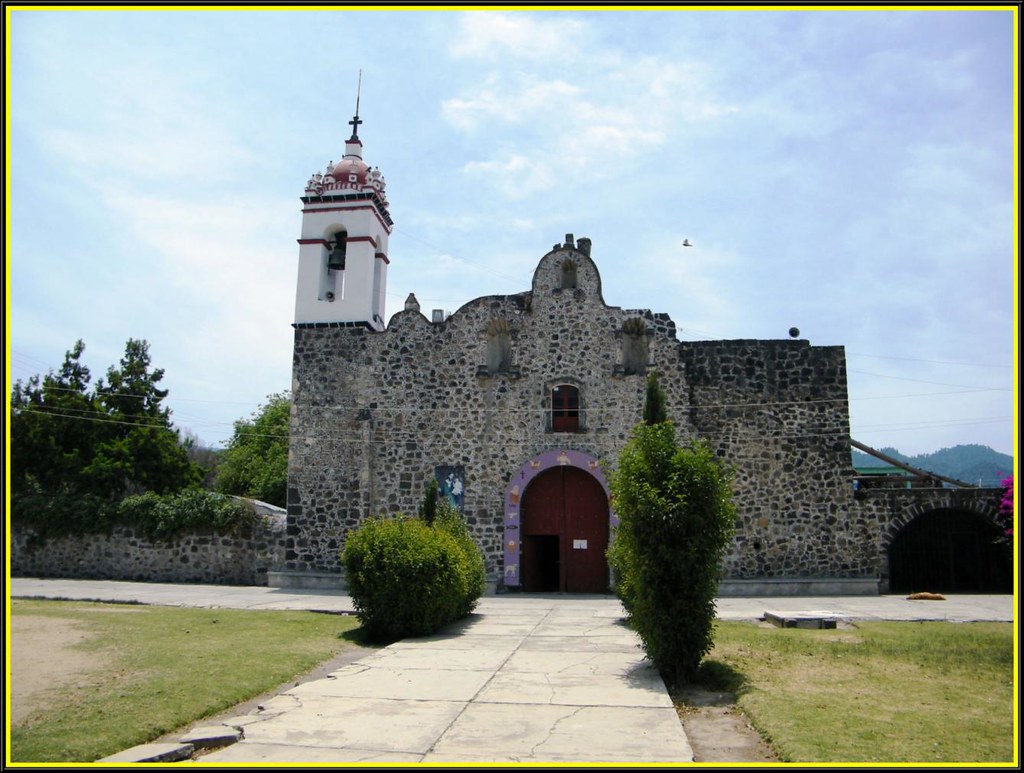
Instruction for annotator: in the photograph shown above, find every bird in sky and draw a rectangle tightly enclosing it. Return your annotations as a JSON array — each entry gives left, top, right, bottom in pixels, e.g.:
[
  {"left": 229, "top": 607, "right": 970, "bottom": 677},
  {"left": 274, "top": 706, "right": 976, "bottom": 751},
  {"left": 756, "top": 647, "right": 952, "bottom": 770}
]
[{"left": 682, "top": 239, "right": 692, "bottom": 247}]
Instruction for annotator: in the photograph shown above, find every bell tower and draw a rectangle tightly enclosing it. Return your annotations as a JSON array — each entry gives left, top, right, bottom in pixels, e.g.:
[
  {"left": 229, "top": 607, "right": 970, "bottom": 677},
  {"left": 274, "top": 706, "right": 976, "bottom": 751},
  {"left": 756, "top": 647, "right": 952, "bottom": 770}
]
[{"left": 294, "top": 85, "right": 392, "bottom": 330}]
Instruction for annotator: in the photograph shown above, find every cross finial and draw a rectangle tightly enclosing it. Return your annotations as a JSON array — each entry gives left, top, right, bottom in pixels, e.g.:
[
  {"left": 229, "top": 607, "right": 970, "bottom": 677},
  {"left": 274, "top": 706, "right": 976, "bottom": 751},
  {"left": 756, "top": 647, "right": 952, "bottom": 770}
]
[{"left": 348, "top": 70, "right": 363, "bottom": 140}]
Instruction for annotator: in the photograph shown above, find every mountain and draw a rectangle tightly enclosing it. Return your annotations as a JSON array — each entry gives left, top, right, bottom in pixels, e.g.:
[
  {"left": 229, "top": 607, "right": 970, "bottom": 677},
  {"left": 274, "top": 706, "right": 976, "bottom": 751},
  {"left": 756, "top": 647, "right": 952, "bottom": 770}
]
[{"left": 851, "top": 444, "right": 1013, "bottom": 487}]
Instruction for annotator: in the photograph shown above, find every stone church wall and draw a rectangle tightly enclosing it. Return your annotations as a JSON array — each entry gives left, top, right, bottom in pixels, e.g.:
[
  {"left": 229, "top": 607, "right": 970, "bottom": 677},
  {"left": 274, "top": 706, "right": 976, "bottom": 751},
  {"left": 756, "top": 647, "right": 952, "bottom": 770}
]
[
  {"left": 680, "top": 339, "right": 873, "bottom": 579},
  {"left": 286, "top": 242, "right": 877, "bottom": 589}
]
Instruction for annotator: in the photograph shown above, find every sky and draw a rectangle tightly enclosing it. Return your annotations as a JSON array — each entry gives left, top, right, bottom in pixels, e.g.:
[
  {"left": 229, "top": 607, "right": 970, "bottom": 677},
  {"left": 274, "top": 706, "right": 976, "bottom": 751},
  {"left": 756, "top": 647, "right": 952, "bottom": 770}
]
[{"left": 5, "top": 5, "right": 1018, "bottom": 459}]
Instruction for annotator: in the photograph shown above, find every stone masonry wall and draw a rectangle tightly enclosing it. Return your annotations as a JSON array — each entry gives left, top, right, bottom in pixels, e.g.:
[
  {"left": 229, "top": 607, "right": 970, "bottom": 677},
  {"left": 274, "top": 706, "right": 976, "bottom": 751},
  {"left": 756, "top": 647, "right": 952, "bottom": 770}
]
[
  {"left": 680, "top": 339, "right": 867, "bottom": 578},
  {"left": 287, "top": 241, "right": 873, "bottom": 588},
  {"left": 11, "top": 509, "right": 287, "bottom": 586}
]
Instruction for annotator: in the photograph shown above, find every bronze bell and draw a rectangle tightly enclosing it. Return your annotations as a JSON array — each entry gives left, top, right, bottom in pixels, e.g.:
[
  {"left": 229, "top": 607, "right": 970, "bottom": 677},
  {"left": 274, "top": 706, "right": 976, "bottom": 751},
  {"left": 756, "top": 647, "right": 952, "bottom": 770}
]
[{"left": 327, "top": 236, "right": 347, "bottom": 271}]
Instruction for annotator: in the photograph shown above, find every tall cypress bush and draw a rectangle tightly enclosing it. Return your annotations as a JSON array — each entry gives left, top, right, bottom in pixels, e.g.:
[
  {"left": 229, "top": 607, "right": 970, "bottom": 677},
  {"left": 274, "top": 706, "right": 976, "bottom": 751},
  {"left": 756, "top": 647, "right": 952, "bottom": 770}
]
[{"left": 608, "top": 374, "right": 736, "bottom": 682}]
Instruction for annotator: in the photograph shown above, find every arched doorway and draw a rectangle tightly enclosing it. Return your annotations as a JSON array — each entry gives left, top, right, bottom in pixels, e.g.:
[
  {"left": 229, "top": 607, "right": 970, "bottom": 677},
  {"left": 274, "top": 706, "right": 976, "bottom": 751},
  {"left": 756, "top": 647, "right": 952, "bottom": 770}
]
[
  {"left": 520, "top": 465, "right": 610, "bottom": 593},
  {"left": 888, "top": 509, "right": 1012, "bottom": 593}
]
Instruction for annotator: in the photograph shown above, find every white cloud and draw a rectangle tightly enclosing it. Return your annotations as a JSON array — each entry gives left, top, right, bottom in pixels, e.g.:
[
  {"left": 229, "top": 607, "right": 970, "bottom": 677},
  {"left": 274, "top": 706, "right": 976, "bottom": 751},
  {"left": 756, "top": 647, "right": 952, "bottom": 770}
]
[
  {"left": 443, "top": 41, "right": 738, "bottom": 198},
  {"left": 442, "top": 77, "right": 581, "bottom": 132},
  {"left": 449, "top": 12, "right": 587, "bottom": 61},
  {"left": 460, "top": 154, "right": 557, "bottom": 199}
]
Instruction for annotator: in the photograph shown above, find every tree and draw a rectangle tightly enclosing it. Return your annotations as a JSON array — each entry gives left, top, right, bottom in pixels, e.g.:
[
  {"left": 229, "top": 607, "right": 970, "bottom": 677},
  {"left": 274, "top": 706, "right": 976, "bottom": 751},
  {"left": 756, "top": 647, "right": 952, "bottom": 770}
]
[
  {"left": 180, "top": 428, "right": 224, "bottom": 489},
  {"left": 417, "top": 478, "right": 440, "bottom": 525},
  {"left": 607, "top": 378, "right": 736, "bottom": 683},
  {"left": 643, "top": 371, "right": 668, "bottom": 426},
  {"left": 215, "top": 392, "right": 290, "bottom": 507},
  {"left": 85, "top": 339, "right": 200, "bottom": 496},
  {"left": 9, "top": 339, "right": 202, "bottom": 535},
  {"left": 95, "top": 339, "right": 172, "bottom": 423},
  {"left": 10, "top": 340, "right": 99, "bottom": 500}
]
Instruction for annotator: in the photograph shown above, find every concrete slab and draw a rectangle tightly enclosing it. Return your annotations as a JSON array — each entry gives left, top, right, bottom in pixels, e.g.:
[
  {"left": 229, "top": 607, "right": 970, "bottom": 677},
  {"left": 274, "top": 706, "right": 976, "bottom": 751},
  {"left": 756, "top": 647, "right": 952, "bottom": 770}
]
[
  {"left": 198, "top": 742, "right": 423, "bottom": 763},
  {"left": 97, "top": 742, "right": 194, "bottom": 763},
  {"left": 178, "top": 725, "right": 243, "bottom": 749},
  {"left": 286, "top": 665, "right": 492, "bottom": 701},
  {"left": 234, "top": 695, "right": 465, "bottom": 754},
  {"left": 501, "top": 649, "right": 651, "bottom": 676},
  {"left": 477, "top": 670, "right": 674, "bottom": 708},
  {"left": 764, "top": 610, "right": 838, "bottom": 629},
  {"left": 518, "top": 633, "right": 642, "bottom": 652},
  {"left": 532, "top": 619, "right": 634, "bottom": 637},
  {"left": 384, "top": 633, "right": 524, "bottom": 651},
  {"left": 356, "top": 646, "right": 511, "bottom": 671},
  {"left": 444, "top": 619, "right": 541, "bottom": 636},
  {"left": 425, "top": 703, "right": 693, "bottom": 763}
]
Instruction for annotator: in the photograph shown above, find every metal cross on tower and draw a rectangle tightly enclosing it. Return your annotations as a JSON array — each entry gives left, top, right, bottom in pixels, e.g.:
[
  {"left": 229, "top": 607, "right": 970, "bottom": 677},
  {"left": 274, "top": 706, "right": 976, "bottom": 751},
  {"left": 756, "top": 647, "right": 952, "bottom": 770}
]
[{"left": 348, "top": 70, "right": 363, "bottom": 140}]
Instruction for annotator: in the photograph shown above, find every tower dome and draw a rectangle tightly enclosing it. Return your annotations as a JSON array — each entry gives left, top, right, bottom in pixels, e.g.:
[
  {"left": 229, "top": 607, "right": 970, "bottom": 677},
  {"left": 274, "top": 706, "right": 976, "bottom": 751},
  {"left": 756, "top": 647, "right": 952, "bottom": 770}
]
[{"left": 330, "top": 154, "right": 370, "bottom": 184}]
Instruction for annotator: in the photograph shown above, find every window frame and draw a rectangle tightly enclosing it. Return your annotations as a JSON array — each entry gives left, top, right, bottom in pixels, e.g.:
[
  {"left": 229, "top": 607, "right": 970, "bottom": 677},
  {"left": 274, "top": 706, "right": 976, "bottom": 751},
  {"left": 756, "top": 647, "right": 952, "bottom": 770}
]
[{"left": 551, "top": 384, "right": 581, "bottom": 432}]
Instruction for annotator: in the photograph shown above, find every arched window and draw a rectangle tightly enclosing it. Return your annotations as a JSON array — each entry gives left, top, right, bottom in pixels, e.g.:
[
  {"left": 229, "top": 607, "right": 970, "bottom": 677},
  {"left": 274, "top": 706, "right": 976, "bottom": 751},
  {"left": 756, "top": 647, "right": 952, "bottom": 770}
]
[
  {"left": 551, "top": 385, "right": 580, "bottom": 432},
  {"left": 560, "top": 259, "right": 578, "bottom": 290},
  {"left": 621, "top": 318, "right": 649, "bottom": 375},
  {"left": 327, "top": 229, "right": 348, "bottom": 271},
  {"left": 485, "top": 319, "right": 512, "bottom": 374}
]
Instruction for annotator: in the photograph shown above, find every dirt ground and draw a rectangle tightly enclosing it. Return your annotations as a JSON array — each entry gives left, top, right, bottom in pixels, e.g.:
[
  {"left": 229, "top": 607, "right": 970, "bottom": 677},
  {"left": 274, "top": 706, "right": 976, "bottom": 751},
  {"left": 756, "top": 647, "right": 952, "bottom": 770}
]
[
  {"left": 673, "top": 685, "right": 779, "bottom": 763},
  {"left": 9, "top": 615, "right": 106, "bottom": 726},
  {"left": 9, "top": 614, "right": 776, "bottom": 763}
]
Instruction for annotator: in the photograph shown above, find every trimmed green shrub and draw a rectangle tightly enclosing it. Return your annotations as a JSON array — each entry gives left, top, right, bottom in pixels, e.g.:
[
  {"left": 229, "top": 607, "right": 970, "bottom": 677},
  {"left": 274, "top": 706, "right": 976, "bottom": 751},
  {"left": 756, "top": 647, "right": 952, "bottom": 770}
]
[
  {"left": 434, "top": 504, "right": 487, "bottom": 616},
  {"left": 343, "top": 503, "right": 486, "bottom": 643},
  {"left": 608, "top": 422, "right": 736, "bottom": 682}
]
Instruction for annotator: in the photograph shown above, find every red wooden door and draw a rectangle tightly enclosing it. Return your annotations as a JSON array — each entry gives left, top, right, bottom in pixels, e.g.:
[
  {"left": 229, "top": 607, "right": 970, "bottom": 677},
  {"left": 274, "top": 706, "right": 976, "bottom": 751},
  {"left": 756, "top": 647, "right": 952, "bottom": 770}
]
[
  {"left": 521, "top": 466, "right": 609, "bottom": 593},
  {"left": 563, "top": 467, "right": 610, "bottom": 593}
]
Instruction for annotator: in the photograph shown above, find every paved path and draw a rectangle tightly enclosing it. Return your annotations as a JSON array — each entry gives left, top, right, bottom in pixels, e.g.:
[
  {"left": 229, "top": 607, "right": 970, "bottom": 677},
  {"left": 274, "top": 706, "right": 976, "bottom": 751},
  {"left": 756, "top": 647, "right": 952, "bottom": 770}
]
[
  {"left": 9, "top": 578, "right": 1014, "bottom": 764},
  {"left": 10, "top": 577, "right": 1014, "bottom": 622}
]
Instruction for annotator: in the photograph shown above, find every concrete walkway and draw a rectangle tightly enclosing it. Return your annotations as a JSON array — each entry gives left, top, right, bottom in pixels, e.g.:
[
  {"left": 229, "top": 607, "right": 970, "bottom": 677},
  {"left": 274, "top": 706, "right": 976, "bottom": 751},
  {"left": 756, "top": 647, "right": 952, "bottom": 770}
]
[
  {"left": 206, "top": 597, "right": 687, "bottom": 764},
  {"left": 9, "top": 578, "right": 1014, "bottom": 764},
  {"left": 9, "top": 577, "right": 1015, "bottom": 622}
]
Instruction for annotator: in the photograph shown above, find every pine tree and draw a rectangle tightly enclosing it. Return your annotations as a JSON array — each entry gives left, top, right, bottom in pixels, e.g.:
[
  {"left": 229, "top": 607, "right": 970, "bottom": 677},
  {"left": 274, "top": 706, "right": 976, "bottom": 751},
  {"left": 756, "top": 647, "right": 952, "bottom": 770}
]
[{"left": 643, "top": 371, "right": 668, "bottom": 425}]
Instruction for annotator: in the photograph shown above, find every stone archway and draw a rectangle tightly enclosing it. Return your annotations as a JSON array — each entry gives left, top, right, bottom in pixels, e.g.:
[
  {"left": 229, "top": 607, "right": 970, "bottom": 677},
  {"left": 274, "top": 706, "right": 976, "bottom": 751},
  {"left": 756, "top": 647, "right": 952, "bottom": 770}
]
[
  {"left": 502, "top": 450, "right": 616, "bottom": 591},
  {"left": 888, "top": 507, "right": 1011, "bottom": 593}
]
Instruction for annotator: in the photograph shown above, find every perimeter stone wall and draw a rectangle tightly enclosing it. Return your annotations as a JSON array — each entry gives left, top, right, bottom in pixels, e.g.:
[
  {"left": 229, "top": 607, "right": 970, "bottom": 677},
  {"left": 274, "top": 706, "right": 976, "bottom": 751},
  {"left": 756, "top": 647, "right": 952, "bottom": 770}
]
[{"left": 11, "top": 504, "right": 287, "bottom": 586}]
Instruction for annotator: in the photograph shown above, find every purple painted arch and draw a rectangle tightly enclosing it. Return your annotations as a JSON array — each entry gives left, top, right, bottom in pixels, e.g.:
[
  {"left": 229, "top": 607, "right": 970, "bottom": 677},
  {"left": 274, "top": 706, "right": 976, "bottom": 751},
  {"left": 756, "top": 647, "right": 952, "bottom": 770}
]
[{"left": 502, "top": 449, "right": 617, "bottom": 588}]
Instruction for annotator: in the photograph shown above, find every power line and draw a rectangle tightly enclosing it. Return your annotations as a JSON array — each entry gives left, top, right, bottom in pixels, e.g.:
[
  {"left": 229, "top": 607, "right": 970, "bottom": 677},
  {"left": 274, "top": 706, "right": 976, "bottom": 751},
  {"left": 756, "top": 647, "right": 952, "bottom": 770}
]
[
  {"left": 14, "top": 403, "right": 1012, "bottom": 447},
  {"left": 848, "top": 369, "right": 1011, "bottom": 391},
  {"left": 847, "top": 352, "right": 1011, "bottom": 369}
]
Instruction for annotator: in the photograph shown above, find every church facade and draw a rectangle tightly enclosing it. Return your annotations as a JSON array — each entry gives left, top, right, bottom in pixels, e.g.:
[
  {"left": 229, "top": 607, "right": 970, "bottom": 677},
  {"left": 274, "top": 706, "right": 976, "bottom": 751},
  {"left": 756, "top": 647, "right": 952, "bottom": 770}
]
[{"left": 278, "top": 119, "right": 1008, "bottom": 596}]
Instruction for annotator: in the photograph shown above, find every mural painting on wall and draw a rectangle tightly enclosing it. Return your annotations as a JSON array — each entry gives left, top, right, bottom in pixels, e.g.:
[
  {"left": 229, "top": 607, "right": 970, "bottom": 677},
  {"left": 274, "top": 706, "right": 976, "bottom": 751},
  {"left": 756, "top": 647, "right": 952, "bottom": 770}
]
[{"left": 436, "top": 465, "right": 465, "bottom": 512}]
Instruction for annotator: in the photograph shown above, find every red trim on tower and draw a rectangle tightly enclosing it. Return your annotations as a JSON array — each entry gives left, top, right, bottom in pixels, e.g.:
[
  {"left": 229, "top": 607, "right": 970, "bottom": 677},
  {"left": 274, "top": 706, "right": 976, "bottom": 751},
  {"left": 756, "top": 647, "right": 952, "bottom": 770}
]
[
  {"left": 347, "top": 235, "right": 378, "bottom": 247},
  {"left": 375, "top": 251, "right": 390, "bottom": 264},
  {"left": 296, "top": 235, "right": 380, "bottom": 248},
  {"left": 301, "top": 203, "right": 393, "bottom": 233}
]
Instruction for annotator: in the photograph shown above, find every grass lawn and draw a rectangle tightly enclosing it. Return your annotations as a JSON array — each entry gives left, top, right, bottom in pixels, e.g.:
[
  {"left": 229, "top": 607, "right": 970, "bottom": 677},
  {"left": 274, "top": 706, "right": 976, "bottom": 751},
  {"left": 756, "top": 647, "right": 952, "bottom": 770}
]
[
  {"left": 9, "top": 599, "right": 365, "bottom": 763},
  {"left": 689, "top": 620, "right": 1016, "bottom": 764}
]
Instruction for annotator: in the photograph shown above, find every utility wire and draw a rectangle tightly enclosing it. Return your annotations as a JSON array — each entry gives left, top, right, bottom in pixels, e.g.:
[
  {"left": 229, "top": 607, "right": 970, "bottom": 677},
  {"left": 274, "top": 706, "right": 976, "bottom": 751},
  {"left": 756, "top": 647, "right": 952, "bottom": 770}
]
[{"left": 14, "top": 404, "right": 1012, "bottom": 446}]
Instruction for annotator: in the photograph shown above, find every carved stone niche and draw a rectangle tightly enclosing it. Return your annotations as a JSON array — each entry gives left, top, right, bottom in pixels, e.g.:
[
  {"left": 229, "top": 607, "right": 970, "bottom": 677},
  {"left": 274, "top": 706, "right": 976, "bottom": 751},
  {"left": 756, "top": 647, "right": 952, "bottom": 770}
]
[
  {"left": 484, "top": 318, "right": 513, "bottom": 375},
  {"left": 620, "top": 317, "right": 649, "bottom": 376}
]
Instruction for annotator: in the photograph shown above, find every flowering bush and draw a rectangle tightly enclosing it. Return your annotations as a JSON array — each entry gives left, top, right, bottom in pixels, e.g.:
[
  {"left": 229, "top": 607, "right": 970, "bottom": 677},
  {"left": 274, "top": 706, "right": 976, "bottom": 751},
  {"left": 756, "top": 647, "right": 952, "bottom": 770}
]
[{"left": 999, "top": 474, "right": 1013, "bottom": 538}]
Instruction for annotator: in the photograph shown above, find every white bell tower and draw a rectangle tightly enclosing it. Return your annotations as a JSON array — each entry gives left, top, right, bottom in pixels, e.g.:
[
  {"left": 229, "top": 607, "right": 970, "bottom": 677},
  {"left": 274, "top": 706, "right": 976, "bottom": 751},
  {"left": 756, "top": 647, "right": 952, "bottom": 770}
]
[{"left": 294, "top": 88, "right": 392, "bottom": 330}]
